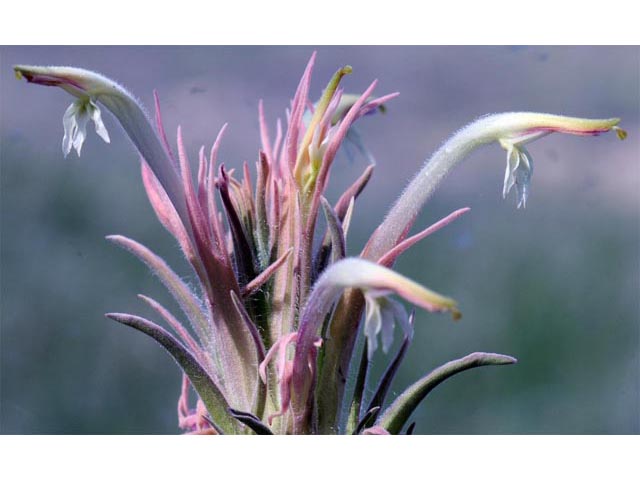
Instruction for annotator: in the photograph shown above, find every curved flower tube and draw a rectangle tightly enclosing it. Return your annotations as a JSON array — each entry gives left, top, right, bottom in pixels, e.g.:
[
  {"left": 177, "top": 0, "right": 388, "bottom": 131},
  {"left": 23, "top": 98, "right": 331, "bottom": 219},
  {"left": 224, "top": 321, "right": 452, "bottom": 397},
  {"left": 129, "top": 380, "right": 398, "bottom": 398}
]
[
  {"left": 291, "top": 257, "right": 459, "bottom": 433},
  {"left": 14, "top": 65, "right": 188, "bottom": 228},
  {"left": 364, "top": 112, "right": 626, "bottom": 261}
]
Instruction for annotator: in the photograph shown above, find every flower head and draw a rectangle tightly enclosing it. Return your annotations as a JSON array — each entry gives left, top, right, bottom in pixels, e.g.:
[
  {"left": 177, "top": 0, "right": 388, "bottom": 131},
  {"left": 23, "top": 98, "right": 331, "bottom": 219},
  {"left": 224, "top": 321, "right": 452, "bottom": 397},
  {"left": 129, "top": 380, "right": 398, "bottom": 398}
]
[{"left": 15, "top": 55, "right": 625, "bottom": 436}]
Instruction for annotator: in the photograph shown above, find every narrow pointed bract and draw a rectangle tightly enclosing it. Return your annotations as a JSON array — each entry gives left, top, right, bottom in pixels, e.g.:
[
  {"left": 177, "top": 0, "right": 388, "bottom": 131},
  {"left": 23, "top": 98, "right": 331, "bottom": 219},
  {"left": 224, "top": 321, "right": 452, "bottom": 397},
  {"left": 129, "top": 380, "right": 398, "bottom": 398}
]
[
  {"left": 376, "top": 352, "right": 517, "bottom": 434},
  {"left": 105, "top": 312, "right": 238, "bottom": 434},
  {"left": 16, "top": 55, "right": 625, "bottom": 435}
]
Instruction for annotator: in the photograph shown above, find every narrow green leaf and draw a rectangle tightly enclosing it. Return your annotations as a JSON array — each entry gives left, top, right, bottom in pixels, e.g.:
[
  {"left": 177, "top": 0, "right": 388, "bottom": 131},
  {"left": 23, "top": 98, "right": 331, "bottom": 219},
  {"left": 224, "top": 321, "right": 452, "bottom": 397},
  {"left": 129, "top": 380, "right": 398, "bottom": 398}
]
[
  {"left": 377, "top": 352, "right": 517, "bottom": 434},
  {"left": 345, "top": 342, "right": 369, "bottom": 434},
  {"left": 365, "top": 312, "right": 414, "bottom": 424},
  {"left": 106, "top": 312, "right": 238, "bottom": 434}
]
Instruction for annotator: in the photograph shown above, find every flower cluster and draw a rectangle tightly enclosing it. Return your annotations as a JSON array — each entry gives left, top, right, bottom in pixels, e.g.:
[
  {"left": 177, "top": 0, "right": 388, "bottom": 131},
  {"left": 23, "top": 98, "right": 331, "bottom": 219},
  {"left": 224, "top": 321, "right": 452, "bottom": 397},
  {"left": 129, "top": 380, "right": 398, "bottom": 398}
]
[{"left": 14, "top": 55, "right": 625, "bottom": 434}]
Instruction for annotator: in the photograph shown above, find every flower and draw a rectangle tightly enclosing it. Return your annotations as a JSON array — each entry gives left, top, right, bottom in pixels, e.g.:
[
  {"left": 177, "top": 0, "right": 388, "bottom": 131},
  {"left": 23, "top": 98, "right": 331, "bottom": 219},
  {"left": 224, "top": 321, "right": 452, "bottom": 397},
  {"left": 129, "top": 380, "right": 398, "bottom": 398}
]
[
  {"left": 290, "top": 257, "right": 459, "bottom": 432},
  {"left": 363, "top": 112, "right": 627, "bottom": 261},
  {"left": 500, "top": 139, "right": 533, "bottom": 208},
  {"left": 14, "top": 64, "right": 188, "bottom": 230},
  {"left": 62, "top": 98, "right": 110, "bottom": 156},
  {"left": 495, "top": 114, "right": 628, "bottom": 208},
  {"left": 364, "top": 294, "right": 412, "bottom": 359}
]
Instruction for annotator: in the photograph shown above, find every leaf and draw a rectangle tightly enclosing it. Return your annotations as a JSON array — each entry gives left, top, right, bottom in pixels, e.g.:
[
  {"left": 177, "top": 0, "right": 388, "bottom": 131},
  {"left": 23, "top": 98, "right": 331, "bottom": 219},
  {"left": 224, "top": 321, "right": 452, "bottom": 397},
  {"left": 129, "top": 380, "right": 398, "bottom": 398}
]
[
  {"left": 345, "top": 342, "right": 369, "bottom": 434},
  {"left": 254, "top": 151, "right": 270, "bottom": 266},
  {"left": 353, "top": 406, "right": 380, "bottom": 435},
  {"left": 376, "top": 352, "right": 517, "bottom": 434},
  {"left": 177, "top": 126, "right": 212, "bottom": 249},
  {"left": 140, "top": 160, "right": 194, "bottom": 261},
  {"left": 137, "top": 294, "right": 205, "bottom": 367},
  {"left": 320, "top": 197, "right": 346, "bottom": 263},
  {"left": 218, "top": 165, "right": 258, "bottom": 286},
  {"left": 241, "top": 248, "right": 293, "bottom": 298},
  {"left": 228, "top": 408, "right": 274, "bottom": 435},
  {"left": 313, "top": 166, "right": 373, "bottom": 280},
  {"left": 152, "top": 90, "right": 178, "bottom": 168},
  {"left": 334, "top": 165, "right": 374, "bottom": 220},
  {"left": 365, "top": 312, "right": 414, "bottom": 423},
  {"left": 106, "top": 235, "right": 210, "bottom": 343},
  {"left": 229, "top": 290, "right": 267, "bottom": 418},
  {"left": 377, "top": 208, "right": 470, "bottom": 267},
  {"left": 106, "top": 313, "right": 238, "bottom": 434}
]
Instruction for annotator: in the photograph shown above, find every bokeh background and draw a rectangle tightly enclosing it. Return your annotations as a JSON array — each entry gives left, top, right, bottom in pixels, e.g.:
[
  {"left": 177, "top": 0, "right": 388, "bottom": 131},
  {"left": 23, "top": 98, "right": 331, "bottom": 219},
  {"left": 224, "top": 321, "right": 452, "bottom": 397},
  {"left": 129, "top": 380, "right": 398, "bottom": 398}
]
[{"left": 1, "top": 46, "right": 638, "bottom": 434}]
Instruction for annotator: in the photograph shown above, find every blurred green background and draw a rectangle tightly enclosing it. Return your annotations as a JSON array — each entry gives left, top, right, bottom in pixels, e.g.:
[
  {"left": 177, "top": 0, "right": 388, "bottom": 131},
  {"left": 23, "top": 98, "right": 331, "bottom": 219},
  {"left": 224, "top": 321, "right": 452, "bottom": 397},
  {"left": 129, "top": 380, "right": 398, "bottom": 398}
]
[{"left": 1, "top": 46, "right": 638, "bottom": 434}]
